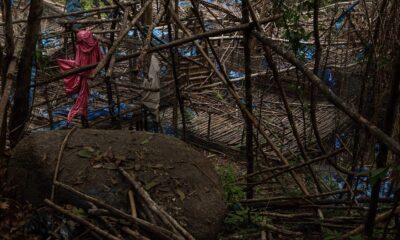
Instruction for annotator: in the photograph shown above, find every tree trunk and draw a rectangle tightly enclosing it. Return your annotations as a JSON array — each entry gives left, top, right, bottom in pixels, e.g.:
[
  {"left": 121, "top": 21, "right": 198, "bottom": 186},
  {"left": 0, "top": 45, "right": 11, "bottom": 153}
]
[
  {"left": 242, "top": 0, "right": 254, "bottom": 200},
  {"left": 9, "top": 0, "right": 43, "bottom": 146},
  {"left": 364, "top": 23, "right": 400, "bottom": 239},
  {"left": 166, "top": 1, "right": 186, "bottom": 140},
  {"left": 0, "top": 0, "right": 15, "bottom": 156}
]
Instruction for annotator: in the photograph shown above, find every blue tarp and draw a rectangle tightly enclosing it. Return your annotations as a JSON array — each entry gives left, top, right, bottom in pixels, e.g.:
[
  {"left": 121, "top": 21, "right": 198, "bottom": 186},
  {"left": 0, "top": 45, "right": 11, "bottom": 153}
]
[
  {"left": 239, "top": 98, "right": 256, "bottom": 109},
  {"left": 178, "top": 46, "right": 198, "bottom": 57},
  {"left": 128, "top": 30, "right": 136, "bottom": 38},
  {"left": 160, "top": 65, "right": 168, "bottom": 78},
  {"left": 29, "top": 59, "right": 37, "bottom": 108},
  {"left": 335, "top": 1, "right": 360, "bottom": 31},
  {"left": 37, "top": 90, "right": 130, "bottom": 130},
  {"left": 65, "top": 0, "right": 82, "bottom": 13},
  {"left": 334, "top": 133, "right": 346, "bottom": 149},
  {"left": 152, "top": 29, "right": 165, "bottom": 39},
  {"left": 65, "top": 0, "right": 83, "bottom": 30},
  {"left": 297, "top": 45, "right": 315, "bottom": 60},
  {"left": 204, "top": 21, "right": 216, "bottom": 31},
  {"left": 222, "top": 0, "right": 241, "bottom": 6},
  {"left": 178, "top": 1, "right": 191, "bottom": 7},
  {"left": 47, "top": 102, "right": 129, "bottom": 130},
  {"left": 322, "top": 68, "right": 335, "bottom": 88},
  {"left": 162, "top": 125, "right": 176, "bottom": 135},
  {"left": 228, "top": 70, "right": 244, "bottom": 79},
  {"left": 41, "top": 37, "right": 62, "bottom": 48},
  {"left": 327, "top": 169, "right": 394, "bottom": 201},
  {"left": 131, "top": 27, "right": 200, "bottom": 58}
]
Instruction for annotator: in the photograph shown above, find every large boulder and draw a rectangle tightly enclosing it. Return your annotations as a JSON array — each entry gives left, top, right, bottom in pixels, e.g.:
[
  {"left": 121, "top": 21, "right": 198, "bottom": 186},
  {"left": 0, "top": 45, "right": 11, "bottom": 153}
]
[{"left": 8, "top": 129, "right": 226, "bottom": 239}]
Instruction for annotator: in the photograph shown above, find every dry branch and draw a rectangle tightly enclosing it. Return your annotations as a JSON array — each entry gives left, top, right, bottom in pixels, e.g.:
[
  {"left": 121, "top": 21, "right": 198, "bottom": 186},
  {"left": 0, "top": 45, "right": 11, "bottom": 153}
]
[
  {"left": 45, "top": 199, "right": 121, "bottom": 240},
  {"left": 253, "top": 31, "right": 400, "bottom": 155},
  {"left": 118, "top": 167, "right": 195, "bottom": 240},
  {"left": 50, "top": 127, "right": 76, "bottom": 201},
  {"left": 54, "top": 181, "right": 183, "bottom": 240}
]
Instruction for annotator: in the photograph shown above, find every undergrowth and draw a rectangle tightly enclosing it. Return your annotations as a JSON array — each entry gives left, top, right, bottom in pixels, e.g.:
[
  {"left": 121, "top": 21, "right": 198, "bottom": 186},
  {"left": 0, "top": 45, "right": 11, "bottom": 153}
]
[{"left": 216, "top": 164, "right": 264, "bottom": 238}]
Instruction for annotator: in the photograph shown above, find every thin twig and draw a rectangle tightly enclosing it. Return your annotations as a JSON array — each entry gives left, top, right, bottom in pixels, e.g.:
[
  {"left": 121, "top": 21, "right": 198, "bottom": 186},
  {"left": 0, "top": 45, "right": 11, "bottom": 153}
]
[{"left": 50, "top": 127, "right": 77, "bottom": 201}]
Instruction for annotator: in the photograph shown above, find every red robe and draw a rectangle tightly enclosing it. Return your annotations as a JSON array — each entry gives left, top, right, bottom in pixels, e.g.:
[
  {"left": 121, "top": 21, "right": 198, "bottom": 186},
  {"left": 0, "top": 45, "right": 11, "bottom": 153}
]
[{"left": 57, "top": 30, "right": 102, "bottom": 122}]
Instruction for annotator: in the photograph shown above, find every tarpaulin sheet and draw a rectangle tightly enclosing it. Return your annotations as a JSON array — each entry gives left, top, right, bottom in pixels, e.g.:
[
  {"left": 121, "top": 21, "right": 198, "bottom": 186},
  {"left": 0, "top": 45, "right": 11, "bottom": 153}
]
[
  {"left": 65, "top": 0, "right": 82, "bottom": 13},
  {"left": 327, "top": 170, "right": 394, "bottom": 201},
  {"left": 57, "top": 30, "right": 102, "bottom": 123},
  {"left": 335, "top": 1, "right": 360, "bottom": 31},
  {"left": 297, "top": 45, "right": 315, "bottom": 60},
  {"left": 322, "top": 68, "right": 335, "bottom": 88},
  {"left": 65, "top": 0, "right": 83, "bottom": 30}
]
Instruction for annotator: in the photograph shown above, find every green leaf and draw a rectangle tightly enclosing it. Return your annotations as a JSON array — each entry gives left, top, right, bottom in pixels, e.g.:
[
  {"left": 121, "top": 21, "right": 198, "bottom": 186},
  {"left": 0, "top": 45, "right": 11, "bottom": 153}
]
[
  {"left": 392, "top": 164, "right": 400, "bottom": 171},
  {"left": 323, "top": 229, "right": 341, "bottom": 240},
  {"left": 369, "top": 167, "right": 389, "bottom": 185},
  {"left": 72, "top": 207, "right": 88, "bottom": 218},
  {"left": 78, "top": 147, "right": 96, "bottom": 158},
  {"left": 140, "top": 135, "right": 153, "bottom": 145},
  {"left": 349, "top": 235, "right": 363, "bottom": 240}
]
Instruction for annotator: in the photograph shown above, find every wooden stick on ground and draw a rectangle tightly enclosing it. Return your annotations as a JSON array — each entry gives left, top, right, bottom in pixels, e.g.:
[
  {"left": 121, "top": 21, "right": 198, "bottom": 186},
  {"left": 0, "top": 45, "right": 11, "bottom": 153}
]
[
  {"left": 260, "top": 222, "right": 303, "bottom": 237},
  {"left": 88, "top": 202, "right": 123, "bottom": 238},
  {"left": 54, "top": 181, "right": 183, "bottom": 240},
  {"left": 138, "top": 196, "right": 157, "bottom": 224},
  {"left": 122, "top": 227, "right": 151, "bottom": 240},
  {"left": 340, "top": 206, "right": 400, "bottom": 239},
  {"left": 128, "top": 190, "right": 138, "bottom": 218},
  {"left": 118, "top": 167, "right": 196, "bottom": 240},
  {"left": 50, "top": 127, "right": 77, "bottom": 201},
  {"left": 44, "top": 199, "right": 121, "bottom": 240}
]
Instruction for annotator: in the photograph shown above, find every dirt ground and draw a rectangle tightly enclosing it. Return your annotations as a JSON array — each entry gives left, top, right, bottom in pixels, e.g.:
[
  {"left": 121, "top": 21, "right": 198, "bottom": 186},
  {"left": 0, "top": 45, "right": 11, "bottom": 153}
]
[{"left": 5, "top": 129, "right": 227, "bottom": 239}]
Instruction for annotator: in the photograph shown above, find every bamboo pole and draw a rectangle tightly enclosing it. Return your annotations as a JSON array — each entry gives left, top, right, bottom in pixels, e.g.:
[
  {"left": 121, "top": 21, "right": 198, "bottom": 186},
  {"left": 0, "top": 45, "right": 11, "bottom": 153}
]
[
  {"left": 168, "top": 7, "right": 312, "bottom": 196},
  {"left": 253, "top": 31, "right": 400, "bottom": 155}
]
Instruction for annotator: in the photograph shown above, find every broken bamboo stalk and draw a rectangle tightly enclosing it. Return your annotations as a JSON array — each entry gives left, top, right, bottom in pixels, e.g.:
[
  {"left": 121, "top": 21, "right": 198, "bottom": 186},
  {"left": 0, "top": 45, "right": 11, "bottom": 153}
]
[
  {"left": 137, "top": 196, "right": 157, "bottom": 224},
  {"left": 168, "top": 7, "right": 312, "bottom": 197},
  {"left": 259, "top": 222, "right": 303, "bottom": 237},
  {"left": 253, "top": 31, "right": 400, "bottom": 155},
  {"left": 118, "top": 167, "right": 195, "bottom": 240},
  {"left": 242, "top": 148, "right": 345, "bottom": 180},
  {"left": 122, "top": 227, "right": 151, "bottom": 240},
  {"left": 44, "top": 199, "right": 121, "bottom": 240},
  {"left": 128, "top": 190, "right": 138, "bottom": 218},
  {"left": 90, "top": 0, "right": 153, "bottom": 79},
  {"left": 34, "top": 15, "right": 282, "bottom": 88},
  {"left": 340, "top": 205, "right": 400, "bottom": 239},
  {"left": 54, "top": 181, "right": 183, "bottom": 240}
]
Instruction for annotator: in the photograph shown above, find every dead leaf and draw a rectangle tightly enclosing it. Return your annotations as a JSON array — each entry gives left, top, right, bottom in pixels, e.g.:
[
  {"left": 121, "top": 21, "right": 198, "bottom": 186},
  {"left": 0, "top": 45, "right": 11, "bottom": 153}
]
[
  {"left": 176, "top": 189, "right": 186, "bottom": 201},
  {"left": 152, "top": 164, "right": 164, "bottom": 169},
  {"left": 92, "top": 163, "right": 103, "bottom": 169},
  {"left": 134, "top": 164, "right": 141, "bottom": 171},
  {"left": 0, "top": 201, "right": 9, "bottom": 210},
  {"left": 105, "top": 147, "right": 114, "bottom": 160},
  {"left": 110, "top": 177, "right": 118, "bottom": 185},
  {"left": 145, "top": 178, "right": 161, "bottom": 190},
  {"left": 103, "top": 163, "right": 117, "bottom": 170},
  {"left": 115, "top": 155, "right": 126, "bottom": 161}
]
